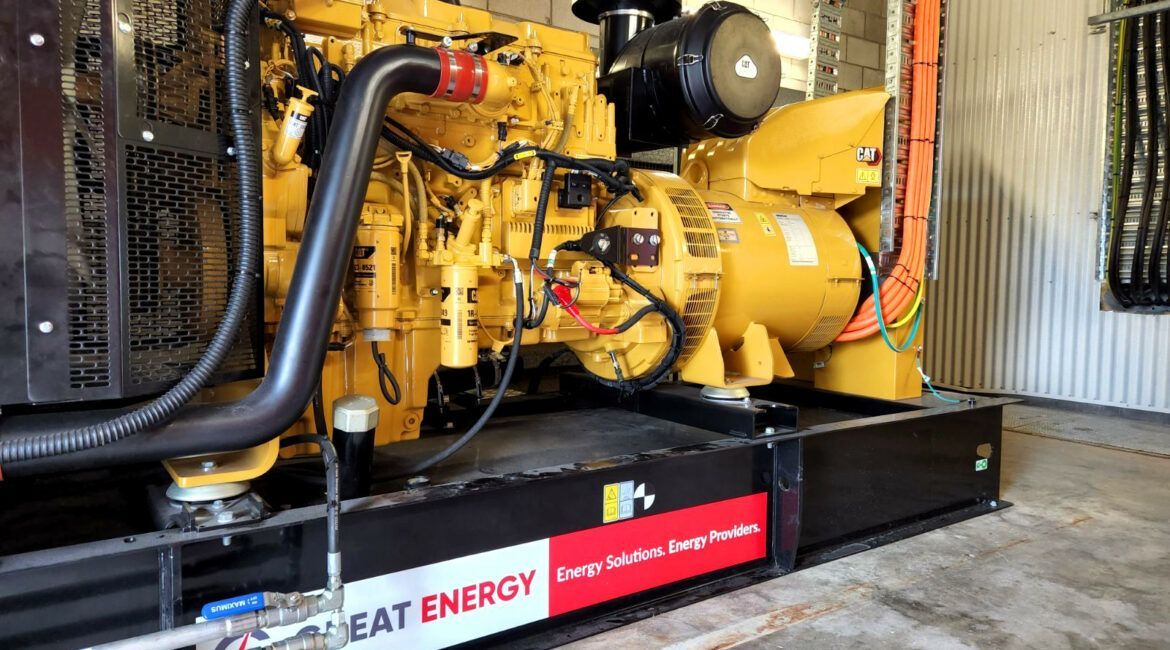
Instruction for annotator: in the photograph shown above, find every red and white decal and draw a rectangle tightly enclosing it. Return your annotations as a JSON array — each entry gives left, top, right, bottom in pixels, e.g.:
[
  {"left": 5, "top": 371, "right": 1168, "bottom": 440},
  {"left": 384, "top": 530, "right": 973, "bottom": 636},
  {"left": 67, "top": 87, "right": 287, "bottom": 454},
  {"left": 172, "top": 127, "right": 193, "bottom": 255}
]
[{"left": 199, "top": 493, "right": 767, "bottom": 650}]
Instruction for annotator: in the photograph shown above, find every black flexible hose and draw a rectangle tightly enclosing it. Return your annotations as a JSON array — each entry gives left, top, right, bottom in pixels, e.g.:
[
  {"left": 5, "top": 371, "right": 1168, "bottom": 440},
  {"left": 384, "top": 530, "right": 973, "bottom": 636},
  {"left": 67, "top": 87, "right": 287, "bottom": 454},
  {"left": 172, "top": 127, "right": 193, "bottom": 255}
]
[
  {"left": 529, "top": 162, "right": 558, "bottom": 261},
  {"left": 371, "top": 342, "right": 402, "bottom": 405},
  {"left": 0, "top": 45, "right": 446, "bottom": 477},
  {"left": 591, "top": 261, "right": 684, "bottom": 394},
  {"left": 1131, "top": 14, "right": 1159, "bottom": 305},
  {"left": 395, "top": 266, "right": 525, "bottom": 476},
  {"left": 313, "top": 383, "right": 330, "bottom": 438},
  {"left": 1151, "top": 11, "right": 1170, "bottom": 304},
  {"left": 281, "top": 433, "right": 339, "bottom": 555},
  {"left": 0, "top": 0, "right": 262, "bottom": 465},
  {"left": 1109, "top": 12, "right": 1140, "bottom": 307}
]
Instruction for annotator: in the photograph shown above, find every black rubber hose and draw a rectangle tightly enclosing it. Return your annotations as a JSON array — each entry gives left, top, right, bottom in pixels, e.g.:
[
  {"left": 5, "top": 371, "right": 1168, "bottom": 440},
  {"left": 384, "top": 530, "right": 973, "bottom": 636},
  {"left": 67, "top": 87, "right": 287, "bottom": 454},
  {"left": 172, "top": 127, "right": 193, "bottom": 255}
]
[
  {"left": 1131, "top": 14, "right": 1159, "bottom": 305},
  {"left": 395, "top": 267, "right": 525, "bottom": 477},
  {"left": 371, "top": 342, "right": 402, "bottom": 405},
  {"left": 313, "top": 383, "right": 331, "bottom": 438},
  {"left": 0, "top": 0, "right": 262, "bottom": 466},
  {"left": 1109, "top": 13, "right": 1140, "bottom": 307},
  {"left": 529, "top": 162, "right": 558, "bottom": 261},
  {"left": 590, "top": 261, "right": 684, "bottom": 394},
  {"left": 1151, "top": 11, "right": 1170, "bottom": 305},
  {"left": 0, "top": 45, "right": 446, "bottom": 477},
  {"left": 281, "top": 433, "right": 339, "bottom": 555}
]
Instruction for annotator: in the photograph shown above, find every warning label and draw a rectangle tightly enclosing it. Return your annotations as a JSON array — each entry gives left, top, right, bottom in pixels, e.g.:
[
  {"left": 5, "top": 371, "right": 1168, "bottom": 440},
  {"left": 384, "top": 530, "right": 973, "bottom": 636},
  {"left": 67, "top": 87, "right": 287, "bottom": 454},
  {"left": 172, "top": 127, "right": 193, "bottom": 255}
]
[
  {"left": 706, "top": 202, "right": 742, "bottom": 224},
  {"left": 199, "top": 493, "right": 767, "bottom": 650}
]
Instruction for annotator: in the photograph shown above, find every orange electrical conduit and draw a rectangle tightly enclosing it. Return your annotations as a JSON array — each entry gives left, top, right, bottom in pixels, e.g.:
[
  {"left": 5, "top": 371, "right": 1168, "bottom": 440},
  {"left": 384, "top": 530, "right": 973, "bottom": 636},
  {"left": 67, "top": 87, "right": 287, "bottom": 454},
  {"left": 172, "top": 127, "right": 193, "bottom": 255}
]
[{"left": 836, "top": 0, "right": 940, "bottom": 343}]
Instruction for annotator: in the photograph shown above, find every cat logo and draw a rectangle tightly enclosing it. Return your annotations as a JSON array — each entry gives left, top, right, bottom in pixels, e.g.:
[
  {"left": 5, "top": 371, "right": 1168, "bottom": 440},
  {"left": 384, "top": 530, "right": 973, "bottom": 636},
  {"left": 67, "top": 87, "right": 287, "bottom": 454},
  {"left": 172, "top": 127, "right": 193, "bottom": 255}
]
[{"left": 856, "top": 146, "right": 882, "bottom": 166}]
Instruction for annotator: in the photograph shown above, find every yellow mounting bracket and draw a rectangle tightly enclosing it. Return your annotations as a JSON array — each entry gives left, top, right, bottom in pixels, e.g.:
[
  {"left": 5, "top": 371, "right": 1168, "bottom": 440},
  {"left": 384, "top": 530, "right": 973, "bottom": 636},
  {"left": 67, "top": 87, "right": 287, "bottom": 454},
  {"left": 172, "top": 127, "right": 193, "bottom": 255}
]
[
  {"left": 680, "top": 323, "right": 791, "bottom": 388},
  {"left": 163, "top": 437, "right": 281, "bottom": 488}
]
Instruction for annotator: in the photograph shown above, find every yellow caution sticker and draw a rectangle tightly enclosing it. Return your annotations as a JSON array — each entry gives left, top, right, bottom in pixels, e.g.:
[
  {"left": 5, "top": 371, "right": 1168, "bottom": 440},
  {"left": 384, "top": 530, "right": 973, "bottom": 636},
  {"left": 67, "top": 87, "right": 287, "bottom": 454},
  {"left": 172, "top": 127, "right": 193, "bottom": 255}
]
[
  {"left": 855, "top": 168, "right": 882, "bottom": 186},
  {"left": 603, "top": 482, "right": 620, "bottom": 523},
  {"left": 514, "top": 150, "right": 537, "bottom": 160},
  {"left": 755, "top": 212, "right": 777, "bottom": 236}
]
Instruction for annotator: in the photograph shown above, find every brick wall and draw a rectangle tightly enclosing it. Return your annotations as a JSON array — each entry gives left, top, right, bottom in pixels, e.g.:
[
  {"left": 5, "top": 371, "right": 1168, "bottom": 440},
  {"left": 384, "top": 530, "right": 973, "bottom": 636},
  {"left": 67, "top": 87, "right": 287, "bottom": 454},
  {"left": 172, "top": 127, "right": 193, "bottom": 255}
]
[
  {"left": 837, "top": 0, "right": 887, "bottom": 91},
  {"left": 463, "top": 0, "right": 601, "bottom": 50}
]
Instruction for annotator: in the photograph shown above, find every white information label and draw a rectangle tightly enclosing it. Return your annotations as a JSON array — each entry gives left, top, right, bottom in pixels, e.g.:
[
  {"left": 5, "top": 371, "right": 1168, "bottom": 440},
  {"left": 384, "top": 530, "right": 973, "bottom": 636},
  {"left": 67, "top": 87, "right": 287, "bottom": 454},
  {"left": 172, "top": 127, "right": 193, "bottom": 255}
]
[
  {"left": 197, "top": 540, "right": 549, "bottom": 650},
  {"left": 773, "top": 213, "right": 819, "bottom": 266},
  {"left": 705, "top": 202, "right": 742, "bottom": 224},
  {"left": 285, "top": 114, "right": 309, "bottom": 140}
]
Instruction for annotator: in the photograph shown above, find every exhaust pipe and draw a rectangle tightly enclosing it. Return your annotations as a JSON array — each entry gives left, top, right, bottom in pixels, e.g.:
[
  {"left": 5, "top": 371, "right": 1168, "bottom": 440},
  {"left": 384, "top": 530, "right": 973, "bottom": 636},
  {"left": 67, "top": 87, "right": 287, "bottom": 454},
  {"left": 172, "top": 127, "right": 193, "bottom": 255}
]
[{"left": 1, "top": 44, "right": 489, "bottom": 477}]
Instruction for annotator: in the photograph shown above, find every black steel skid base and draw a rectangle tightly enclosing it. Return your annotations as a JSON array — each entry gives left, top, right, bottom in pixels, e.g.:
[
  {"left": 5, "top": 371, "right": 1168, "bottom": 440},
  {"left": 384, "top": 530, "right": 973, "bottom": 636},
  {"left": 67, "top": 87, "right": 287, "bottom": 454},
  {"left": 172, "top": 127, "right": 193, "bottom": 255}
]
[{"left": 0, "top": 380, "right": 1009, "bottom": 650}]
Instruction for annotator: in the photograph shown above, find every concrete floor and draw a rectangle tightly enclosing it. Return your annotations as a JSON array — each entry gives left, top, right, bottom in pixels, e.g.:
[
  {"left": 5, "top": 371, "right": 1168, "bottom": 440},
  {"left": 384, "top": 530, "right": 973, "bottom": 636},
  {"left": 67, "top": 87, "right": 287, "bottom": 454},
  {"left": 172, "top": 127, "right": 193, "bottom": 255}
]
[{"left": 568, "top": 404, "right": 1170, "bottom": 649}]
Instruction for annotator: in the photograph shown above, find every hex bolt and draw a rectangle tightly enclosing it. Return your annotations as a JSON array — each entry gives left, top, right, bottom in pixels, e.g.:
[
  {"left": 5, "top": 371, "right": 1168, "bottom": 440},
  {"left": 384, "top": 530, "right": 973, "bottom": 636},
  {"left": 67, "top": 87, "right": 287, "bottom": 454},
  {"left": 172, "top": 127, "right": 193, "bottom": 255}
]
[
  {"left": 649, "top": 234, "right": 661, "bottom": 246},
  {"left": 429, "top": 288, "right": 440, "bottom": 296},
  {"left": 216, "top": 510, "right": 234, "bottom": 524},
  {"left": 632, "top": 233, "right": 645, "bottom": 245},
  {"left": 116, "top": 13, "right": 132, "bottom": 33},
  {"left": 764, "top": 426, "right": 777, "bottom": 434},
  {"left": 37, "top": 321, "right": 54, "bottom": 334},
  {"left": 596, "top": 236, "right": 611, "bottom": 252},
  {"left": 29, "top": 33, "right": 45, "bottom": 47},
  {"left": 442, "top": 36, "right": 454, "bottom": 48},
  {"left": 200, "top": 460, "right": 217, "bottom": 472},
  {"left": 406, "top": 476, "right": 430, "bottom": 488},
  {"left": 142, "top": 130, "right": 155, "bottom": 142}
]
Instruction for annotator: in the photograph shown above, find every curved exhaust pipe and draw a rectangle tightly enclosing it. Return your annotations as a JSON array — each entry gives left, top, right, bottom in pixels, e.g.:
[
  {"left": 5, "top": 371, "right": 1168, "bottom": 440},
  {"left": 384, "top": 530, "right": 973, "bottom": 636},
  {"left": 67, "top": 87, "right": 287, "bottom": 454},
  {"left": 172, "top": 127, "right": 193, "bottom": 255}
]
[{"left": 1, "top": 44, "right": 486, "bottom": 477}]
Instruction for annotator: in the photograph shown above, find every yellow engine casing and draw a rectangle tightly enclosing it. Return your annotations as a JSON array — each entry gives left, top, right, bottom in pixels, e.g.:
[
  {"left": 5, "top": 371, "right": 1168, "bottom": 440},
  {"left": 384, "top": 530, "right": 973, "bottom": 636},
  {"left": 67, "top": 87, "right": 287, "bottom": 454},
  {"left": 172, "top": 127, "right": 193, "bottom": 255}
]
[{"left": 169, "top": 2, "right": 909, "bottom": 488}]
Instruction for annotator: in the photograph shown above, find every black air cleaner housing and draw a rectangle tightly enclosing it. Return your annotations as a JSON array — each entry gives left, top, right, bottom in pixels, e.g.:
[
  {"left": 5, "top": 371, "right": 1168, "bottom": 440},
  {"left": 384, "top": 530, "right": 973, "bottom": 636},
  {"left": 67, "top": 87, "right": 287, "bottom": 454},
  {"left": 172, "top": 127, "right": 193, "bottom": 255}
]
[{"left": 597, "top": 2, "right": 782, "bottom": 154}]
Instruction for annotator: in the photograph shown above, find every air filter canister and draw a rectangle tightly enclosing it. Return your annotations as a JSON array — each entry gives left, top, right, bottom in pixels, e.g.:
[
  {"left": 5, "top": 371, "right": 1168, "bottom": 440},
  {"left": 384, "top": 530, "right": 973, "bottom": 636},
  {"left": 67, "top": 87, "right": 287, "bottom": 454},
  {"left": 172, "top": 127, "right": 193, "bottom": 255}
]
[{"left": 600, "top": 2, "right": 782, "bottom": 153}]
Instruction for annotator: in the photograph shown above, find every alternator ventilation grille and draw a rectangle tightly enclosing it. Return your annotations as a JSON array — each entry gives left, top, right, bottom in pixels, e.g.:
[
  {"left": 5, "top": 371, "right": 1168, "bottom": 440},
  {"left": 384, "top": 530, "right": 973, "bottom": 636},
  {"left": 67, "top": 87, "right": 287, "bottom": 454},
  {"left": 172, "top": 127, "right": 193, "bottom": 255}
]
[
  {"left": 794, "top": 314, "right": 848, "bottom": 352},
  {"left": 131, "top": 0, "right": 227, "bottom": 133},
  {"left": 679, "top": 286, "right": 718, "bottom": 362},
  {"left": 61, "top": 0, "right": 113, "bottom": 390},
  {"left": 124, "top": 146, "right": 256, "bottom": 385},
  {"left": 666, "top": 188, "right": 720, "bottom": 259}
]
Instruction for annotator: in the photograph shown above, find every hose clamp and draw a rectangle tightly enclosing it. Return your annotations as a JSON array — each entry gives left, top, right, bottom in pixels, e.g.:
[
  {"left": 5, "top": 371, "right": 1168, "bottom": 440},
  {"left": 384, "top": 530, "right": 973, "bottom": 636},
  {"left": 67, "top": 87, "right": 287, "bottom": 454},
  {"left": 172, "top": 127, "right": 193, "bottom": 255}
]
[
  {"left": 598, "top": 8, "right": 655, "bottom": 21},
  {"left": 433, "top": 48, "right": 488, "bottom": 104}
]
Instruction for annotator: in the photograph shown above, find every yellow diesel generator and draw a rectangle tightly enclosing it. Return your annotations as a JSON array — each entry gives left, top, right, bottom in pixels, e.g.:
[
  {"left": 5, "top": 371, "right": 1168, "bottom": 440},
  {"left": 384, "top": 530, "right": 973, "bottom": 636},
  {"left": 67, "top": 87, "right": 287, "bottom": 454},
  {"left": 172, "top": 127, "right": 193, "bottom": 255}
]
[{"left": 0, "top": 1, "right": 1002, "bottom": 648}]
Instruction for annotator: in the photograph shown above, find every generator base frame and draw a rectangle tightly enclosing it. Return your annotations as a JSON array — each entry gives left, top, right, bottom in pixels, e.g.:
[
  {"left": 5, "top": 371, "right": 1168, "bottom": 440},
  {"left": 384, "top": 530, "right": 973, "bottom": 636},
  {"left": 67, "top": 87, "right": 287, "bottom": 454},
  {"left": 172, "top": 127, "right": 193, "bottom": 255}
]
[{"left": 0, "top": 383, "right": 1008, "bottom": 650}]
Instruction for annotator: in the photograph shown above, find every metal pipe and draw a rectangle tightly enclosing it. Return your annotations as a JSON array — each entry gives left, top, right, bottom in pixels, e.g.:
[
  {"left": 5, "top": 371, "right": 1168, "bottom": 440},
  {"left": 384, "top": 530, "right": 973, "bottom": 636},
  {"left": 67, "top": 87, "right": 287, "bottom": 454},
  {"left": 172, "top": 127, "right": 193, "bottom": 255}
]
[
  {"left": 1089, "top": 0, "right": 1170, "bottom": 26},
  {"left": 1, "top": 45, "right": 449, "bottom": 476},
  {"left": 85, "top": 613, "right": 261, "bottom": 650},
  {"left": 598, "top": 8, "right": 654, "bottom": 74}
]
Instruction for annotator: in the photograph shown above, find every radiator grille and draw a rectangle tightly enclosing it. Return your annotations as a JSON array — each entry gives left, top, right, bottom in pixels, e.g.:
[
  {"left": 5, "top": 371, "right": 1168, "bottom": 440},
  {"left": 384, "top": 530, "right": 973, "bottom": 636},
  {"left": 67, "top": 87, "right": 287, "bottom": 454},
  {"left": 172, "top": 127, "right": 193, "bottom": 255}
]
[
  {"left": 125, "top": 145, "right": 256, "bottom": 385},
  {"left": 131, "top": 0, "right": 227, "bottom": 133},
  {"left": 61, "top": 0, "right": 113, "bottom": 389}
]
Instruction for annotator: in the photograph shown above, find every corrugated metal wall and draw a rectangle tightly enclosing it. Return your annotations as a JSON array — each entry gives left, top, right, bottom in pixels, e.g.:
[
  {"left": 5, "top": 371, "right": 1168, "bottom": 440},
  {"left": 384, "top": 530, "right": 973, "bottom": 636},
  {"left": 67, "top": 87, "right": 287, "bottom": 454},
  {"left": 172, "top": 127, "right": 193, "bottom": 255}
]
[{"left": 927, "top": 0, "right": 1170, "bottom": 413}]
